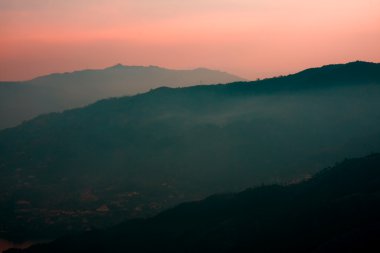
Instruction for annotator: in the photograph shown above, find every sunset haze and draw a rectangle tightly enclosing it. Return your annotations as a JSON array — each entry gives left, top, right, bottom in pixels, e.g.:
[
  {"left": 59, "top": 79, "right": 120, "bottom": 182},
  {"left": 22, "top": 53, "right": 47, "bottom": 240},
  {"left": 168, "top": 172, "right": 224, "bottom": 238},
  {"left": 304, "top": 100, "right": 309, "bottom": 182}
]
[{"left": 1, "top": 0, "right": 379, "bottom": 81}]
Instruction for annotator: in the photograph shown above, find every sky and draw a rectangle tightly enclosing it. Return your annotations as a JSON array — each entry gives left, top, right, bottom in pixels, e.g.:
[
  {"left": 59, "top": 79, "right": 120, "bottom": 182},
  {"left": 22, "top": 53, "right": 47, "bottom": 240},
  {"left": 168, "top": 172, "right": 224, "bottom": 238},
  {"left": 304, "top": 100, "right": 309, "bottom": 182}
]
[{"left": 0, "top": 0, "right": 379, "bottom": 81}]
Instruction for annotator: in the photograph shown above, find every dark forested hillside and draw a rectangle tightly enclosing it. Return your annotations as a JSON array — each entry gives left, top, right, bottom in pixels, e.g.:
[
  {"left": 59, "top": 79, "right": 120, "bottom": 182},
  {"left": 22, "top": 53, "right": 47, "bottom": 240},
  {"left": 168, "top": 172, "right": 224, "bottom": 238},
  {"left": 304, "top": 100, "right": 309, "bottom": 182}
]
[
  {"left": 0, "top": 65, "right": 243, "bottom": 129},
  {"left": 8, "top": 153, "right": 380, "bottom": 253},
  {"left": 1, "top": 61, "right": 380, "bottom": 242}
]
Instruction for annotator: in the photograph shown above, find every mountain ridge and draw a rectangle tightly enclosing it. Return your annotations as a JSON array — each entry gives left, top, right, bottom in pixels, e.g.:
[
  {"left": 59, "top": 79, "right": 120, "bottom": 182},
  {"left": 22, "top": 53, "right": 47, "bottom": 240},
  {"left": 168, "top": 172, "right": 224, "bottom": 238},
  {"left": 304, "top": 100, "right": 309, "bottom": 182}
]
[
  {"left": 0, "top": 64, "right": 242, "bottom": 83},
  {"left": 18, "top": 61, "right": 380, "bottom": 121},
  {"left": 1, "top": 61, "right": 380, "bottom": 243},
  {"left": 28, "top": 65, "right": 242, "bottom": 83},
  {"left": 7, "top": 153, "right": 380, "bottom": 253},
  {"left": 0, "top": 65, "right": 243, "bottom": 129}
]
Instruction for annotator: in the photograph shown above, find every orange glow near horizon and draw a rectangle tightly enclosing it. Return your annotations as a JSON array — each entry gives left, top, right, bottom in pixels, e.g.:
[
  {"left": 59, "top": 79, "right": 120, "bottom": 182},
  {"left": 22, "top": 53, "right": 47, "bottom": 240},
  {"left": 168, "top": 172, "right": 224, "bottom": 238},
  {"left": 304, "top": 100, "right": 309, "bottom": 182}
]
[{"left": 0, "top": 0, "right": 379, "bottom": 81}]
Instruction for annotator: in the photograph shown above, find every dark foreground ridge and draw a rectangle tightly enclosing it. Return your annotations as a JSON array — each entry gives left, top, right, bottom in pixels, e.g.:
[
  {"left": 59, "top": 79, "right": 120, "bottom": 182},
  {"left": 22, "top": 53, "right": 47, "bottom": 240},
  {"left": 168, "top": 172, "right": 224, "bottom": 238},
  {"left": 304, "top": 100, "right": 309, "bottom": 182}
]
[{"left": 8, "top": 153, "right": 380, "bottom": 253}]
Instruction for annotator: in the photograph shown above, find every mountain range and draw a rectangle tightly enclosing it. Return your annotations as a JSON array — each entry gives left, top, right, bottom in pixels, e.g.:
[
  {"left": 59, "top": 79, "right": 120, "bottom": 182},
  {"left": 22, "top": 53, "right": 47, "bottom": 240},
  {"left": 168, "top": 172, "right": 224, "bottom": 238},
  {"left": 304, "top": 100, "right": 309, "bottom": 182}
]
[
  {"left": 0, "top": 65, "right": 243, "bottom": 129},
  {"left": 0, "top": 61, "right": 380, "bottom": 243},
  {"left": 6, "top": 153, "right": 380, "bottom": 253}
]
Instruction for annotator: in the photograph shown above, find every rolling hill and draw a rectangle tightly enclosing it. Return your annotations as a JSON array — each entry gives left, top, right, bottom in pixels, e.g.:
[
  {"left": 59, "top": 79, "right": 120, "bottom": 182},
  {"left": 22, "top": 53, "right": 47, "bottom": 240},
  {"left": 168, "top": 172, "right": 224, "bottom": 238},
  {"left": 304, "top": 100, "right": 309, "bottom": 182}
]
[
  {"left": 0, "top": 61, "right": 380, "bottom": 242},
  {"left": 0, "top": 65, "right": 243, "bottom": 129},
  {"left": 7, "top": 153, "right": 380, "bottom": 253}
]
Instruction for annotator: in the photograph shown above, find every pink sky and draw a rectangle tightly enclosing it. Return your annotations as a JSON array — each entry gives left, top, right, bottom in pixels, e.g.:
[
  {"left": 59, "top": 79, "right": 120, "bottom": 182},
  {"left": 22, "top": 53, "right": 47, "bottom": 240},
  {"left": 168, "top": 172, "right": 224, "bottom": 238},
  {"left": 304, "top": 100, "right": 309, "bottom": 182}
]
[{"left": 0, "top": 0, "right": 379, "bottom": 81}]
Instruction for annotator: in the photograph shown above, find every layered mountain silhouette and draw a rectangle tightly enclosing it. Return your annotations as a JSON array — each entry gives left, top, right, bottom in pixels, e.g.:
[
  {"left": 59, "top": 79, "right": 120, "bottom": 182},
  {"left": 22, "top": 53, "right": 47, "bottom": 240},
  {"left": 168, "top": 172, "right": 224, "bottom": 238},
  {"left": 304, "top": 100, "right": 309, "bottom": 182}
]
[
  {"left": 0, "top": 61, "right": 380, "bottom": 242},
  {"left": 0, "top": 65, "right": 243, "bottom": 129},
  {"left": 7, "top": 153, "right": 380, "bottom": 253}
]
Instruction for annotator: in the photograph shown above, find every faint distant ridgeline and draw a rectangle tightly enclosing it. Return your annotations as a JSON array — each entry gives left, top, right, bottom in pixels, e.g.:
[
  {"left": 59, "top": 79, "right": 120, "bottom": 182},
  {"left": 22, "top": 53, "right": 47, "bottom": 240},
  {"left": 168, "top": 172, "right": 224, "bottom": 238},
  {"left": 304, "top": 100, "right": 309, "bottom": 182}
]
[{"left": 0, "top": 65, "right": 244, "bottom": 129}]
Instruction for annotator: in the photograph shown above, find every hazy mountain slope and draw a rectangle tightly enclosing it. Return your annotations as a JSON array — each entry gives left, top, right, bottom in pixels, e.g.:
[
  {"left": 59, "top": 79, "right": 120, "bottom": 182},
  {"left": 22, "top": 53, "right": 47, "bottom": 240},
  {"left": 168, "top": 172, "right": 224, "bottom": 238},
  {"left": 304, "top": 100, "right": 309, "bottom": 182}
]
[
  {"left": 0, "top": 65, "right": 243, "bottom": 129},
  {"left": 0, "top": 61, "right": 380, "bottom": 242},
  {"left": 8, "top": 153, "right": 380, "bottom": 253}
]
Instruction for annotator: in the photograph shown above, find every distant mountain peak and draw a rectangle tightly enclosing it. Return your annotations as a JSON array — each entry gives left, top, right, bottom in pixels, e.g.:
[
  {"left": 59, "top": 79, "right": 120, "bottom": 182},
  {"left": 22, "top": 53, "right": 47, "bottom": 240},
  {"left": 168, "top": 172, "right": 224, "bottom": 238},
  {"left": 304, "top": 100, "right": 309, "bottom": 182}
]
[
  {"left": 105, "top": 64, "right": 167, "bottom": 71},
  {"left": 0, "top": 64, "right": 244, "bottom": 129},
  {"left": 106, "top": 63, "right": 126, "bottom": 70}
]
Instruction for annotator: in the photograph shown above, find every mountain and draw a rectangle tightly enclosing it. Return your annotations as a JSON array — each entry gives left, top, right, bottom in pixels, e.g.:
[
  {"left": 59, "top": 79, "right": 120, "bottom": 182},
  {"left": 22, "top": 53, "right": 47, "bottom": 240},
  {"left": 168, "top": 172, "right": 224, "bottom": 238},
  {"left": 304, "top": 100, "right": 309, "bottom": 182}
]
[
  {"left": 0, "top": 65, "right": 243, "bottom": 129},
  {"left": 7, "top": 153, "right": 380, "bottom": 253},
  {"left": 0, "top": 61, "right": 380, "bottom": 242}
]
